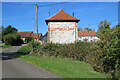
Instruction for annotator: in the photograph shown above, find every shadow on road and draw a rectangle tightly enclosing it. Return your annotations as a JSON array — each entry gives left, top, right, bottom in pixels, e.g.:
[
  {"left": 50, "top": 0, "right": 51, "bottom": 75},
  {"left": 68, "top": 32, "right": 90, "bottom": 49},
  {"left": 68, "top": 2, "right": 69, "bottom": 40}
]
[
  {"left": 2, "top": 44, "right": 27, "bottom": 61},
  {"left": 2, "top": 52, "right": 17, "bottom": 60},
  {"left": 2, "top": 52, "right": 28, "bottom": 61}
]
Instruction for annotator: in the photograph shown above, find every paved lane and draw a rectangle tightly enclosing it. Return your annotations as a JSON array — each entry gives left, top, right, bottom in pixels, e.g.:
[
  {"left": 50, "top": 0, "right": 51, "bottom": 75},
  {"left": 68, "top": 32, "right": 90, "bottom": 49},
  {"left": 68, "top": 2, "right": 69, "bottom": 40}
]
[{"left": 2, "top": 45, "right": 60, "bottom": 78}]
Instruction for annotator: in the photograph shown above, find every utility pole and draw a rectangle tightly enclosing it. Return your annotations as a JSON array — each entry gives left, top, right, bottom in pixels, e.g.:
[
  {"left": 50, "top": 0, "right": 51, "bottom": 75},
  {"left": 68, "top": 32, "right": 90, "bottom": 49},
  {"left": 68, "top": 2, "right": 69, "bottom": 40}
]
[
  {"left": 88, "top": 24, "right": 90, "bottom": 42},
  {"left": 36, "top": 4, "right": 38, "bottom": 41},
  {"left": 34, "top": 26, "right": 35, "bottom": 33}
]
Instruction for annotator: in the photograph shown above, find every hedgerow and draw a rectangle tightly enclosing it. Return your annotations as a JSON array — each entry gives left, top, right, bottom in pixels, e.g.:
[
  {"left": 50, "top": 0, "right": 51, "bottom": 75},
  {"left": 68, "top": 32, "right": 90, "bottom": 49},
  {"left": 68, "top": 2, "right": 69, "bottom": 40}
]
[{"left": 28, "top": 25, "right": 120, "bottom": 80}]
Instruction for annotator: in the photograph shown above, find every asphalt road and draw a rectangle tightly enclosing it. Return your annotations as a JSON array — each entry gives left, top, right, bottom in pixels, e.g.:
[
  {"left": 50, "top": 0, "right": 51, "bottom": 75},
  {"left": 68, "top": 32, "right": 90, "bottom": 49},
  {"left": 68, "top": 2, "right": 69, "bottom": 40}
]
[{"left": 1, "top": 45, "right": 61, "bottom": 78}]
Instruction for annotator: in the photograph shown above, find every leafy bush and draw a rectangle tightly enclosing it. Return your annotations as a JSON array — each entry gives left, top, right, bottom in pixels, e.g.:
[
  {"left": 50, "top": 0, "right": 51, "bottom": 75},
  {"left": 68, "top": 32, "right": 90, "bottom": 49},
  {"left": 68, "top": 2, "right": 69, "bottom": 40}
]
[
  {"left": 91, "top": 25, "right": 120, "bottom": 79},
  {"left": 25, "top": 37, "right": 34, "bottom": 43},
  {"left": 2, "top": 25, "right": 18, "bottom": 42},
  {"left": 16, "top": 45, "right": 32, "bottom": 58},
  {"left": 17, "top": 45, "right": 32, "bottom": 54},
  {"left": 4, "top": 32, "right": 21, "bottom": 45},
  {"left": 29, "top": 41, "right": 92, "bottom": 61},
  {"left": 29, "top": 25, "right": 120, "bottom": 79}
]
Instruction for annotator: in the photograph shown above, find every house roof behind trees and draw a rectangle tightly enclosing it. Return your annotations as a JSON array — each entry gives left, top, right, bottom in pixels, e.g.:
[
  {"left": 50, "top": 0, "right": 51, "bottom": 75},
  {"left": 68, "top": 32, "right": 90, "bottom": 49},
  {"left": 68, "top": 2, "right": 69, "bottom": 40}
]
[
  {"left": 18, "top": 31, "right": 33, "bottom": 38},
  {"left": 78, "top": 31, "right": 96, "bottom": 36},
  {"left": 18, "top": 31, "right": 42, "bottom": 39}
]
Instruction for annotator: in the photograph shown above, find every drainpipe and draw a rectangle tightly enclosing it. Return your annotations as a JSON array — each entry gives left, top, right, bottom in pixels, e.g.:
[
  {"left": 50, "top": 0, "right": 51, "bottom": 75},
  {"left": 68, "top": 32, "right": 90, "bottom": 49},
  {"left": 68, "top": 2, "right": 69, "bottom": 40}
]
[
  {"left": 47, "top": 22, "right": 50, "bottom": 43},
  {"left": 75, "top": 23, "right": 77, "bottom": 42}
]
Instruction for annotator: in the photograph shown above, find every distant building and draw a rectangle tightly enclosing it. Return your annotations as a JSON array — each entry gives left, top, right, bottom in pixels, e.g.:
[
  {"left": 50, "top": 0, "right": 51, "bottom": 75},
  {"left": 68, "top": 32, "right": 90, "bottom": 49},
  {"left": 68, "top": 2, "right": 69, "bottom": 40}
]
[
  {"left": 18, "top": 31, "right": 33, "bottom": 42},
  {"left": 78, "top": 30, "right": 100, "bottom": 42},
  {"left": 40, "top": 32, "right": 48, "bottom": 43},
  {"left": 31, "top": 33, "right": 42, "bottom": 40},
  {"left": 45, "top": 9, "right": 80, "bottom": 44},
  {"left": 18, "top": 31, "right": 42, "bottom": 42}
]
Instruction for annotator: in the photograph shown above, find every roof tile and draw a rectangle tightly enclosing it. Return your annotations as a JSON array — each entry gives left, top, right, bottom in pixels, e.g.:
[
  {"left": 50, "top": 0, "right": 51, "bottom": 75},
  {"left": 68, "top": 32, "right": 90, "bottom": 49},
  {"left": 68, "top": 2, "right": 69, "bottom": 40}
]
[
  {"left": 18, "top": 31, "right": 33, "bottom": 38},
  {"left": 18, "top": 31, "right": 42, "bottom": 39},
  {"left": 78, "top": 31, "right": 96, "bottom": 36}
]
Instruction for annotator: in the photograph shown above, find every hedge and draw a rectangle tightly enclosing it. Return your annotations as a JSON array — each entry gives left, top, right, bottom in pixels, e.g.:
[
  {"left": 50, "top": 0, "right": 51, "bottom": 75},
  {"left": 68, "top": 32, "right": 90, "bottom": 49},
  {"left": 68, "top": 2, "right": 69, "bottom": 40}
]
[{"left": 4, "top": 32, "right": 21, "bottom": 45}]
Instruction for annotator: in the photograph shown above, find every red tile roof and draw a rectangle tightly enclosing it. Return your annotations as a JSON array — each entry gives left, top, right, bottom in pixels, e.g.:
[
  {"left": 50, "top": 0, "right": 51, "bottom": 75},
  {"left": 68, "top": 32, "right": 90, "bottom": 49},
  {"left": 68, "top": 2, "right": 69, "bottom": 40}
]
[
  {"left": 18, "top": 31, "right": 42, "bottom": 39},
  {"left": 31, "top": 33, "right": 42, "bottom": 39},
  {"left": 18, "top": 31, "right": 33, "bottom": 38},
  {"left": 45, "top": 9, "right": 80, "bottom": 22},
  {"left": 78, "top": 31, "right": 96, "bottom": 36}
]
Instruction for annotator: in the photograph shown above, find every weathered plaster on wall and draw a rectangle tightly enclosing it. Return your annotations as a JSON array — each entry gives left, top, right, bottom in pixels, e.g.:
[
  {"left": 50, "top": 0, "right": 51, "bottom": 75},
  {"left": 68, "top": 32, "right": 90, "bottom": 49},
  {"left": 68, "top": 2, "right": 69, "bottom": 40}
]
[{"left": 48, "top": 22, "right": 78, "bottom": 44}]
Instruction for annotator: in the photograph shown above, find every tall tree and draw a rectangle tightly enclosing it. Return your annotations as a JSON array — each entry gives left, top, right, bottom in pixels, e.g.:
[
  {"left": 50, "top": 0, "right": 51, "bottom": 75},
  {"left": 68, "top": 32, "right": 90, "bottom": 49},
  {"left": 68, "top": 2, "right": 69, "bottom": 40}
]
[
  {"left": 2, "top": 25, "right": 18, "bottom": 42},
  {"left": 1, "top": 26, "right": 5, "bottom": 42},
  {"left": 94, "top": 25, "right": 120, "bottom": 79},
  {"left": 4, "top": 25, "right": 18, "bottom": 35},
  {"left": 97, "top": 20, "right": 111, "bottom": 40}
]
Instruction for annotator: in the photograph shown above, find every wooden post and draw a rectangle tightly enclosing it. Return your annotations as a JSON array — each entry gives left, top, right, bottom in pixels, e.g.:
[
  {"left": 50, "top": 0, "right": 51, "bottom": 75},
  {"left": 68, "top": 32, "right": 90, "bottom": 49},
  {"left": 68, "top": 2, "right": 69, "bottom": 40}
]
[
  {"left": 36, "top": 4, "right": 38, "bottom": 41},
  {"left": 88, "top": 24, "right": 90, "bottom": 42}
]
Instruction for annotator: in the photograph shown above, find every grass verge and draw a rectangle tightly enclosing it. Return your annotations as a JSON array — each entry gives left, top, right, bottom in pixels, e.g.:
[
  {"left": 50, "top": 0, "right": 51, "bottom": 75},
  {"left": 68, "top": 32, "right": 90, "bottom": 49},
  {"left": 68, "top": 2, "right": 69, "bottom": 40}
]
[
  {"left": 17, "top": 45, "right": 32, "bottom": 54},
  {"left": 0, "top": 45, "right": 12, "bottom": 49},
  {"left": 16, "top": 45, "right": 110, "bottom": 78}
]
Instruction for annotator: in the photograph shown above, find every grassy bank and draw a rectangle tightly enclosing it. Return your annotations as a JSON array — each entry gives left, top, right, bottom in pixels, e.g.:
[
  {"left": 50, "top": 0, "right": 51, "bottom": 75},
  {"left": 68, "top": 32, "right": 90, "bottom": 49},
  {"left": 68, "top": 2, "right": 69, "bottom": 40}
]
[
  {"left": 16, "top": 45, "right": 109, "bottom": 78},
  {"left": 0, "top": 45, "right": 12, "bottom": 49},
  {"left": 17, "top": 45, "right": 32, "bottom": 54}
]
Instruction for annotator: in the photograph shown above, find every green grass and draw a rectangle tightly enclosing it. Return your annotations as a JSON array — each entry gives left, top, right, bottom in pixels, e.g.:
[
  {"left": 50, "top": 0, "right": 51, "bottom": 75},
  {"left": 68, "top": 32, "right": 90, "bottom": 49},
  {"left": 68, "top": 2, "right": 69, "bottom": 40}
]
[
  {"left": 0, "top": 45, "right": 12, "bottom": 49},
  {"left": 16, "top": 46, "right": 110, "bottom": 78},
  {"left": 17, "top": 45, "right": 32, "bottom": 54}
]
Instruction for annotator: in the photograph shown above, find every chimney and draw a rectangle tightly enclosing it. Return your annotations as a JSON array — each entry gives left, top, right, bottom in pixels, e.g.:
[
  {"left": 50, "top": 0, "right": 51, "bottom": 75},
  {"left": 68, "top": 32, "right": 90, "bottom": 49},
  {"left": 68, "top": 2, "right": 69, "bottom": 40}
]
[{"left": 84, "top": 28, "right": 88, "bottom": 31}]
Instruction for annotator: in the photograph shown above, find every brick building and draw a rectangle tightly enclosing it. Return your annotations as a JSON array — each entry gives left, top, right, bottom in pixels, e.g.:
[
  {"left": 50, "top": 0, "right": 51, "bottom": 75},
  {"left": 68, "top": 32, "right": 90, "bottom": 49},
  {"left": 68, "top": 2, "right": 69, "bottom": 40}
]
[{"left": 45, "top": 9, "right": 80, "bottom": 44}]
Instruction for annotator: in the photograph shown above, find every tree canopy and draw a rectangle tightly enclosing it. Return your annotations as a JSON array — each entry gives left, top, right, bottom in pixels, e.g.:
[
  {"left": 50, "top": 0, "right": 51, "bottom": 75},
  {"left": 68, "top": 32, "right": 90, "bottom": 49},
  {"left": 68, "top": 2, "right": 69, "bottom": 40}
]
[
  {"left": 95, "top": 20, "right": 120, "bottom": 79},
  {"left": 97, "top": 20, "right": 111, "bottom": 40},
  {"left": 3, "top": 25, "right": 18, "bottom": 35},
  {"left": 2, "top": 25, "right": 18, "bottom": 42}
]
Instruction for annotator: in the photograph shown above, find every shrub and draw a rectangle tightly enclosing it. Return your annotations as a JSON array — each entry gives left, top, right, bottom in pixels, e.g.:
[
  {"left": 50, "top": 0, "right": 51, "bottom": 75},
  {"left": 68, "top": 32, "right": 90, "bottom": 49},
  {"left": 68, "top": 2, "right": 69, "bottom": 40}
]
[
  {"left": 4, "top": 32, "right": 21, "bottom": 45},
  {"left": 17, "top": 45, "right": 32, "bottom": 54},
  {"left": 91, "top": 25, "right": 120, "bottom": 79},
  {"left": 29, "top": 33, "right": 119, "bottom": 79},
  {"left": 25, "top": 37, "right": 34, "bottom": 43},
  {"left": 29, "top": 41, "right": 92, "bottom": 60},
  {"left": 2, "top": 25, "right": 18, "bottom": 43}
]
